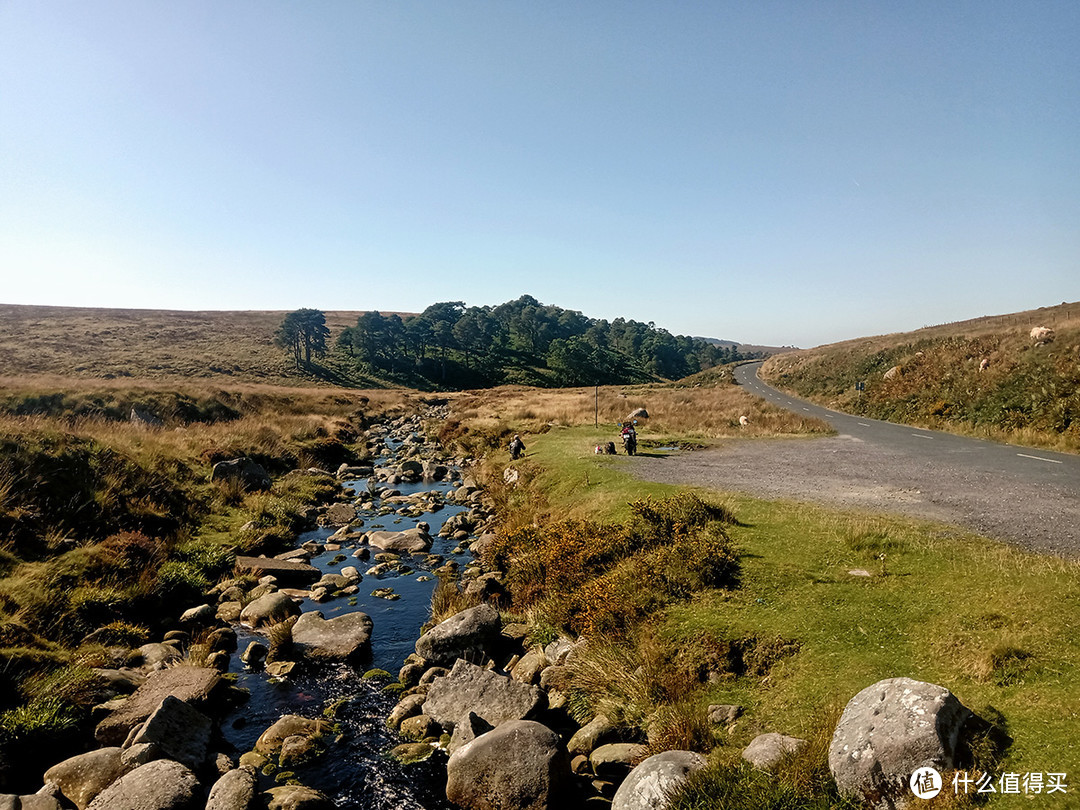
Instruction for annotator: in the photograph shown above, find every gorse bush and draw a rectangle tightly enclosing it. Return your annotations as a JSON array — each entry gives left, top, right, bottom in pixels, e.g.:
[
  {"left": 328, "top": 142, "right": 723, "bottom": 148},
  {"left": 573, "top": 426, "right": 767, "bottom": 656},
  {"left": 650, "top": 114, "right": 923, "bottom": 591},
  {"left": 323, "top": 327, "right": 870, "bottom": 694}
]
[{"left": 486, "top": 493, "right": 739, "bottom": 636}]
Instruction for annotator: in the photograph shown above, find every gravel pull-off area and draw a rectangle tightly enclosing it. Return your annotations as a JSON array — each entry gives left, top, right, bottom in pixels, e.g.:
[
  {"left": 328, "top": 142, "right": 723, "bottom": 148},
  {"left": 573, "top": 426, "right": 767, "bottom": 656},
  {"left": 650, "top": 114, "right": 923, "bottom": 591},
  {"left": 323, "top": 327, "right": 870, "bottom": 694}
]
[{"left": 629, "top": 435, "right": 1080, "bottom": 558}]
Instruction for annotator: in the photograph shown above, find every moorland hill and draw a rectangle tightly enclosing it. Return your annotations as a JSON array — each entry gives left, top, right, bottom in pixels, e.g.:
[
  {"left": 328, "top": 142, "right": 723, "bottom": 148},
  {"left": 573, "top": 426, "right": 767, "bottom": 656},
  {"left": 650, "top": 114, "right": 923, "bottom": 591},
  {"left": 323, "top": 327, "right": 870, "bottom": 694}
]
[{"left": 761, "top": 300, "right": 1080, "bottom": 452}]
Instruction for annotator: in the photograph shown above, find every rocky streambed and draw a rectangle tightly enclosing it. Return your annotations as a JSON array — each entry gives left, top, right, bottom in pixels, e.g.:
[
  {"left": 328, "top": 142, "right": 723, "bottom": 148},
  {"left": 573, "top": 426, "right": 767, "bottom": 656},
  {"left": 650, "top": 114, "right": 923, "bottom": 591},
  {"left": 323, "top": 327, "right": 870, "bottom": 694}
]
[{"left": 8, "top": 409, "right": 1005, "bottom": 810}]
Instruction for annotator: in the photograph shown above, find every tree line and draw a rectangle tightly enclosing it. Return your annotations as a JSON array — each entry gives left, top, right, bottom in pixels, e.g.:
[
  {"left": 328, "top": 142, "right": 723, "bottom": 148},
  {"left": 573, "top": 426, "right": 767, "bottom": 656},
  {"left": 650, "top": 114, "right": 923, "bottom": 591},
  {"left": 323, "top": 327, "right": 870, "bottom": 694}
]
[{"left": 277, "top": 296, "right": 749, "bottom": 389}]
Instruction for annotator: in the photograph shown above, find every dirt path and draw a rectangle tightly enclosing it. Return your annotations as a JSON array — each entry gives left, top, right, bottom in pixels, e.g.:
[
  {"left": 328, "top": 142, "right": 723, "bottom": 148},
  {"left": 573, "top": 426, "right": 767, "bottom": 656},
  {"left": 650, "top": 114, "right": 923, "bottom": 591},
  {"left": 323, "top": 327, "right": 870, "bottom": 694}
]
[{"left": 628, "top": 435, "right": 1080, "bottom": 558}]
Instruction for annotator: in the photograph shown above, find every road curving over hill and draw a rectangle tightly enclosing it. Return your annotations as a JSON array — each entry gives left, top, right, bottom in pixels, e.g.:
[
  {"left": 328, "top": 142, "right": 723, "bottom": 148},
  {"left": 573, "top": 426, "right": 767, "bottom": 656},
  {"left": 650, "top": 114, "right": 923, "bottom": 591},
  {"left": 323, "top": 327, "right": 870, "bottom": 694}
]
[{"left": 628, "top": 362, "right": 1080, "bottom": 557}]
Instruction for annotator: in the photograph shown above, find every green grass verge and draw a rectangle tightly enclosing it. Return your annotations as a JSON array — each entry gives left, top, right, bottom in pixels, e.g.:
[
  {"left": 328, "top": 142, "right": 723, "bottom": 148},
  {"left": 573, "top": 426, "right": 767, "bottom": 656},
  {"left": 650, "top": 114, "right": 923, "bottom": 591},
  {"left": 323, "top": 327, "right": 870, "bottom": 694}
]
[{"left": 516, "top": 425, "right": 1080, "bottom": 808}]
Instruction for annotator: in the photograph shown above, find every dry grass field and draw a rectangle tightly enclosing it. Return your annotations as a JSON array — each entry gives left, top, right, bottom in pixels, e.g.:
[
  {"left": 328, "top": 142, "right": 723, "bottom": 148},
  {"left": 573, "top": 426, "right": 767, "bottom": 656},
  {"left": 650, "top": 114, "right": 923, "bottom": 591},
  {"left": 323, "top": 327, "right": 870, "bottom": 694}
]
[
  {"left": 0, "top": 304, "right": 405, "bottom": 385},
  {"left": 445, "top": 379, "right": 832, "bottom": 442}
]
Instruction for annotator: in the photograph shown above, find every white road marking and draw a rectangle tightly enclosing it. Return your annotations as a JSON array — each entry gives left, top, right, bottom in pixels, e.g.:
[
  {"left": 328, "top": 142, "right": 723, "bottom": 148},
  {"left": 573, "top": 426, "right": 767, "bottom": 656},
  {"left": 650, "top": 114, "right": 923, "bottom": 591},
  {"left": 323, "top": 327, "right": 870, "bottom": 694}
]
[
  {"left": 802, "top": 407, "right": 811, "bottom": 411},
  {"left": 858, "top": 422, "right": 872, "bottom": 427},
  {"left": 1017, "top": 453, "right": 1063, "bottom": 464},
  {"left": 911, "top": 434, "right": 933, "bottom": 440}
]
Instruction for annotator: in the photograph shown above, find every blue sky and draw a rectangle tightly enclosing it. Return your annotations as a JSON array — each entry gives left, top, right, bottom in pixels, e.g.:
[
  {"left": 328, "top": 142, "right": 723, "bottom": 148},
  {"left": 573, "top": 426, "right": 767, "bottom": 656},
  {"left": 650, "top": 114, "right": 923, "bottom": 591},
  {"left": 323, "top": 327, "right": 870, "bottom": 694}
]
[{"left": 1, "top": 2, "right": 1077, "bottom": 347}]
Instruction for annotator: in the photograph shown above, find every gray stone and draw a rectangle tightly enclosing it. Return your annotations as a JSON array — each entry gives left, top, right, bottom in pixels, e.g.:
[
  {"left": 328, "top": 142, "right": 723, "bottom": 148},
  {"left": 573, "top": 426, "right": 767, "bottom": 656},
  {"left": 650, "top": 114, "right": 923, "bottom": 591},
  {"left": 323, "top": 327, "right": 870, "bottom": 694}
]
[
  {"left": 255, "top": 715, "right": 328, "bottom": 756},
  {"left": 134, "top": 642, "right": 182, "bottom": 671},
  {"left": 239, "top": 592, "right": 301, "bottom": 628},
  {"left": 423, "top": 659, "right": 544, "bottom": 733},
  {"left": 179, "top": 603, "right": 217, "bottom": 626},
  {"left": 211, "top": 458, "right": 271, "bottom": 491},
  {"left": 241, "top": 641, "right": 268, "bottom": 665},
  {"left": 324, "top": 502, "right": 357, "bottom": 525},
  {"left": 17, "top": 797, "right": 64, "bottom": 810},
  {"left": 85, "top": 759, "right": 199, "bottom": 810},
  {"left": 119, "top": 743, "right": 161, "bottom": 770},
  {"left": 129, "top": 695, "right": 212, "bottom": 771},
  {"left": 206, "top": 768, "right": 259, "bottom": 810},
  {"left": 291, "top": 610, "right": 373, "bottom": 663},
  {"left": 367, "top": 528, "right": 432, "bottom": 553},
  {"left": 568, "top": 715, "right": 616, "bottom": 757},
  {"left": 707, "top": 704, "right": 744, "bottom": 725},
  {"left": 415, "top": 603, "right": 501, "bottom": 667},
  {"left": 590, "top": 743, "right": 648, "bottom": 778},
  {"left": 829, "top": 677, "right": 975, "bottom": 809},
  {"left": 235, "top": 556, "right": 320, "bottom": 586},
  {"left": 447, "top": 711, "right": 494, "bottom": 755},
  {"left": 510, "top": 648, "right": 546, "bottom": 685},
  {"left": 264, "top": 785, "right": 335, "bottom": 810},
  {"left": 44, "top": 747, "right": 125, "bottom": 810},
  {"left": 611, "top": 750, "right": 708, "bottom": 810},
  {"left": 94, "top": 667, "right": 221, "bottom": 745},
  {"left": 387, "top": 694, "right": 428, "bottom": 730},
  {"left": 446, "top": 720, "right": 570, "bottom": 810},
  {"left": 742, "top": 732, "right": 807, "bottom": 769}
]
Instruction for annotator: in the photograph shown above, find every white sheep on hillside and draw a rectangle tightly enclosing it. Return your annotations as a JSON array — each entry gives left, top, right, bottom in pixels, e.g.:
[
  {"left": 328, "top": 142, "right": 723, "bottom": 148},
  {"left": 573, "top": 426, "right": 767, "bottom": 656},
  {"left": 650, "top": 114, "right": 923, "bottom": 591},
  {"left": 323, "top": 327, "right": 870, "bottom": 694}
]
[
  {"left": 979, "top": 358, "right": 990, "bottom": 372},
  {"left": 883, "top": 366, "right": 901, "bottom": 381},
  {"left": 738, "top": 415, "right": 749, "bottom": 426},
  {"left": 1030, "top": 326, "right": 1055, "bottom": 346}
]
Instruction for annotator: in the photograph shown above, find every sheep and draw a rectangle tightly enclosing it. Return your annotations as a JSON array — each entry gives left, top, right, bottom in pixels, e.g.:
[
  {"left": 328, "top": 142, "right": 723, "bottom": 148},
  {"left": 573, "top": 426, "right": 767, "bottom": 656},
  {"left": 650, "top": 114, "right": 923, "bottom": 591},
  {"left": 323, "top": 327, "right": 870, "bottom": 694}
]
[
  {"left": 1030, "top": 326, "right": 1055, "bottom": 346},
  {"left": 883, "top": 365, "right": 901, "bottom": 381},
  {"left": 738, "top": 415, "right": 749, "bottom": 426},
  {"left": 979, "top": 358, "right": 990, "bottom": 372}
]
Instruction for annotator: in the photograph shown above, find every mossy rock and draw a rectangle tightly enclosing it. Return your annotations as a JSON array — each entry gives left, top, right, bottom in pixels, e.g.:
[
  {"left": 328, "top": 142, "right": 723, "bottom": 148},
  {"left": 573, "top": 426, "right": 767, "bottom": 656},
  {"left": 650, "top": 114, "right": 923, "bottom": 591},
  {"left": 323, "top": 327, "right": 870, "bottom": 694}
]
[
  {"left": 382, "top": 682, "right": 406, "bottom": 696},
  {"left": 239, "top": 751, "right": 269, "bottom": 771},
  {"left": 389, "top": 742, "right": 436, "bottom": 764},
  {"left": 362, "top": 668, "right": 393, "bottom": 681}
]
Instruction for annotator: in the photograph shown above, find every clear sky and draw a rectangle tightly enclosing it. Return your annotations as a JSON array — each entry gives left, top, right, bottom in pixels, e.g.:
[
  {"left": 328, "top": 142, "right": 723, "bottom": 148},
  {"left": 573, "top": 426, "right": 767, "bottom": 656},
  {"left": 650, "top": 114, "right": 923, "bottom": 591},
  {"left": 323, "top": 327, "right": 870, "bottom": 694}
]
[{"left": 1, "top": 2, "right": 1077, "bottom": 347}]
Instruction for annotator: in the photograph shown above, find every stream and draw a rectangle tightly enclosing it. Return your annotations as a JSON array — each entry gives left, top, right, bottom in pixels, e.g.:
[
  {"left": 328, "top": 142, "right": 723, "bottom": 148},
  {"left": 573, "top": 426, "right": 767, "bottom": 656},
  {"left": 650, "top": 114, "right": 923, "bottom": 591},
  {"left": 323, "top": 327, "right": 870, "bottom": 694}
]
[{"left": 219, "top": 433, "right": 474, "bottom": 809}]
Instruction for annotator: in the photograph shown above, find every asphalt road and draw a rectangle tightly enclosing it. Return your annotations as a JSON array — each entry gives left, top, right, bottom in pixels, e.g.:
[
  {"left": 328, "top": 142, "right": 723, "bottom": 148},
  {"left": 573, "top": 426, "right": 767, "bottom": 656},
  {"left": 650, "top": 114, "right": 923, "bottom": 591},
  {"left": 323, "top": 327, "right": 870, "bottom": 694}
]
[
  {"left": 628, "top": 362, "right": 1080, "bottom": 557},
  {"left": 735, "top": 362, "right": 1080, "bottom": 485}
]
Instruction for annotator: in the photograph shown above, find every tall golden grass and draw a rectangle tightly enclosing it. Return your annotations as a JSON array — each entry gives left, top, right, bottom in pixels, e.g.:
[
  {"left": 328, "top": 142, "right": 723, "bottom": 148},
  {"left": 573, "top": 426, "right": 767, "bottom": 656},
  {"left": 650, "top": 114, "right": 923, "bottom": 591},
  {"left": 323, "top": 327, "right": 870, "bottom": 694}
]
[{"left": 446, "top": 380, "right": 830, "bottom": 440}]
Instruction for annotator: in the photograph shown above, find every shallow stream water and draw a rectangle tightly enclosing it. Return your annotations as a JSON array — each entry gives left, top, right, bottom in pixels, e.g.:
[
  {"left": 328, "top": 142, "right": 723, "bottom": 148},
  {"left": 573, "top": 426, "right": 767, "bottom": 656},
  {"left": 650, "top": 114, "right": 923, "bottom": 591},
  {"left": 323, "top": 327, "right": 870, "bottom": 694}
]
[{"left": 219, "top": 439, "right": 472, "bottom": 808}]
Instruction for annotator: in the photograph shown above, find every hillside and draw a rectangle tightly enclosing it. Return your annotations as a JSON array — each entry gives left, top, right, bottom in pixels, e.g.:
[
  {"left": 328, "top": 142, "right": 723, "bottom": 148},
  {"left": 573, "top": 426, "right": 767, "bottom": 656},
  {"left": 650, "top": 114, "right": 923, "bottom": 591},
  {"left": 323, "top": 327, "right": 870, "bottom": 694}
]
[
  {"left": 0, "top": 304, "right": 391, "bottom": 386},
  {"left": 0, "top": 299, "right": 748, "bottom": 392},
  {"left": 760, "top": 300, "right": 1080, "bottom": 453}
]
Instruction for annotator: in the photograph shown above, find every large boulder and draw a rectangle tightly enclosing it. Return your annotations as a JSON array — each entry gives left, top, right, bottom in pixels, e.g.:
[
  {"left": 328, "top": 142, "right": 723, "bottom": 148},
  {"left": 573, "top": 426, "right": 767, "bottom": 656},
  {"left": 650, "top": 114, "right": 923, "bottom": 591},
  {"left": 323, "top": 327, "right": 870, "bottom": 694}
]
[
  {"left": 44, "top": 747, "right": 125, "bottom": 810},
  {"left": 85, "top": 759, "right": 200, "bottom": 810},
  {"left": 829, "top": 677, "right": 975, "bottom": 809},
  {"left": 612, "top": 750, "right": 708, "bottom": 810},
  {"left": 94, "top": 666, "right": 221, "bottom": 745},
  {"left": 211, "top": 458, "right": 271, "bottom": 491},
  {"left": 446, "top": 720, "right": 570, "bottom": 810},
  {"left": 423, "top": 659, "right": 544, "bottom": 732},
  {"left": 206, "top": 767, "right": 259, "bottom": 810},
  {"left": 291, "top": 610, "right": 373, "bottom": 663},
  {"left": 128, "top": 695, "right": 212, "bottom": 771},
  {"left": 415, "top": 603, "right": 500, "bottom": 667},
  {"left": 239, "top": 592, "right": 301, "bottom": 629}
]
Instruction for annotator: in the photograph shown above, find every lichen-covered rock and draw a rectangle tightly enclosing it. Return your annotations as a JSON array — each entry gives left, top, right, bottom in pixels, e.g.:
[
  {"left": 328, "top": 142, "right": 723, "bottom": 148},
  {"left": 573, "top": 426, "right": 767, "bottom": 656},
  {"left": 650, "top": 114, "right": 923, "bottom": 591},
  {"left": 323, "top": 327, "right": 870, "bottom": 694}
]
[
  {"left": 741, "top": 732, "right": 806, "bottom": 769},
  {"left": 128, "top": 695, "right": 212, "bottom": 771},
  {"left": 291, "top": 610, "right": 373, "bottom": 663},
  {"left": 44, "top": 747, "right": 125, "bottom": 810},
  {"left": 415, "top": 604, "right": 500, "bottom": 667},
  {"left": 255, "top": 715, "right": 328, "bottom": 756},
  {"left": 264, "top": 785, "right": 335, "bottom": 810},
  {"left": 206, "top": 767, "right": 259, "bottom": 810},
  {"left": 422, "top": 659, "right": 544, "bottom": 733},
  {"left": 611, "top": 751, "right": 707, "bottom": 810},
  {"left": 85, "top": 759, "right": 199, "bottom": 810},
  {"left": 829, "top": 677, "right": 975, "bottom": 809},
  {"left": 239, "top": 592, "right": 301, "bottom": 629},
  {"left": 446, "top": 720, "right": 570, "bottom": 810}
]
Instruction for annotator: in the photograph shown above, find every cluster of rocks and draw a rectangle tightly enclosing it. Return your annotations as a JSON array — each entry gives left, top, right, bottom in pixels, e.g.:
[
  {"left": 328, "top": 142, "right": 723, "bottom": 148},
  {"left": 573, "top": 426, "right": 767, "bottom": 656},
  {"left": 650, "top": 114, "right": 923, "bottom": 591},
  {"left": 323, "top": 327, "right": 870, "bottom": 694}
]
[
  {"left": 5, "top": 655, "right": 335, "bottom": 810},
  {"left": 382, "top": 602, "right": 710, "bottom": 810}
]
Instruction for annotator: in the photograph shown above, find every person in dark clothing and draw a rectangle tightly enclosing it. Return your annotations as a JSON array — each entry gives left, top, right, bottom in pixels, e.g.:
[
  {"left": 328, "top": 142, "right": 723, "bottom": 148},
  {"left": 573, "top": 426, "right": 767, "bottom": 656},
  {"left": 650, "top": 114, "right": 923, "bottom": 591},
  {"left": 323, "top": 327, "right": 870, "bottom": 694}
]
[{"left": 509, "top": 434, "right": 526, "bottom": 460}]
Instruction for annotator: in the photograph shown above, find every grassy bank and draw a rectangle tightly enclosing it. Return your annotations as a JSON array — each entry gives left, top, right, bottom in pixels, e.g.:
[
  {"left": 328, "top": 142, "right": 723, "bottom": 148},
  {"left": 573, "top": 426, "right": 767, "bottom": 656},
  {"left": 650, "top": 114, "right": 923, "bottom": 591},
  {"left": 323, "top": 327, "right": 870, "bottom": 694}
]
[
  {"left": 761, "top": 300, "right": 1080, "bottom": 454},
  {"left": 0, "top": 381, "right": 419, "bottom": 789},
  {"left": 461, "top": 413, "right": 1080, "bottom": 808}
]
